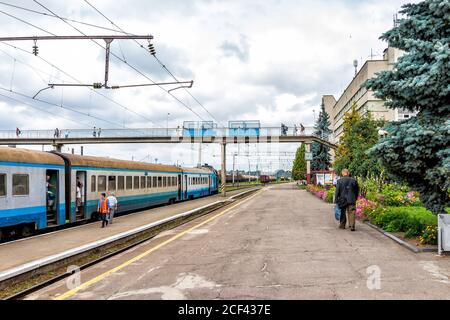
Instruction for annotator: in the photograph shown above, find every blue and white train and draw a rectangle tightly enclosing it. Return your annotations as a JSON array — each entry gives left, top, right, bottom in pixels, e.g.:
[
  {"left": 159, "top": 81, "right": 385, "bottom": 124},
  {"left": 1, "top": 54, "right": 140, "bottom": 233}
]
[{"left": 0, "top": 147, "right": 218, "bottom": 239}]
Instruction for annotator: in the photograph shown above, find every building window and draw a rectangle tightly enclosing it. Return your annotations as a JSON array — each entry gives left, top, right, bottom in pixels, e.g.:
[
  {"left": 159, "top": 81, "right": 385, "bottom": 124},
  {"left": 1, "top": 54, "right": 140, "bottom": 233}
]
[
  {"left": 126, "top": 176, "right": 132, "bottom": 190},
  {"left": 147, "top": 176, "right": 152, "bottom": 188},
  {"left": 0, "top": 174, "right": 6, "bottom": 196},
  {"left": 91, "top": 175, "right": 96, "bottom": 192},
  {"left": 134, "top": 176, "right": 139, "bottom": 189},
  {"left": 108, "top": 176, "right": 116, "bottom": 191},
  {"left": 13, "top": 174, "right": 29, "bottom": 196},
  {"left": 141, "top": 176, "right": 146, "bottom": 189},
  {"left": 118, "top": 176, "right": 125, "bottom": 190},
  {"left": 98, "top": 175, "right": 106, "bottom": 192}
]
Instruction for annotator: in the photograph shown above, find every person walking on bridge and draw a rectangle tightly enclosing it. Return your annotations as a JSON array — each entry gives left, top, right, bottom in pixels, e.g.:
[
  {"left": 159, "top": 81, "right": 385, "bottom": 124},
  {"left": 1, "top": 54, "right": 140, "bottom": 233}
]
[
  {"left": 335, "top": 168, "right": 359, "bottom": 231},
  {"left": 97, "top": 193, "right": 110, "bottom": 228}
]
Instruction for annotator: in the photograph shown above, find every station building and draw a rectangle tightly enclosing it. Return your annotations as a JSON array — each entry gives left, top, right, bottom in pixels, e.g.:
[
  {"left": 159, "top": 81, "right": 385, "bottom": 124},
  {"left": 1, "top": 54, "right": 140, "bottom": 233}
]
[{"left": 322, "top": 46, "right": 418, "bottom": 144}]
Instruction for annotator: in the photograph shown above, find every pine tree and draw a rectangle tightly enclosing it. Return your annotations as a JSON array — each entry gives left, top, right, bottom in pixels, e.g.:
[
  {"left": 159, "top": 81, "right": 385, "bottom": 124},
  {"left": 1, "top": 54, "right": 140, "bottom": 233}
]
[
  {"left": 311, "top": 102, "right": 332, "bottom": 171},
  {"left": 333, "top": 102, "right": 384, "bottom": 177},
  {"left": 365, "top": 0, "right": 450, "bottom": 215},
  {"left": 292, "top": 143, "right": 307, "bottom": 180}
]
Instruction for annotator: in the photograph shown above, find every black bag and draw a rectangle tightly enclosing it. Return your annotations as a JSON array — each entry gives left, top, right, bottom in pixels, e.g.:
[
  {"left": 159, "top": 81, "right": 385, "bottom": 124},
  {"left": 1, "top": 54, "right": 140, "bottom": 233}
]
[{"left": 337, "top": 195, "right": 347, "bottom": 209}]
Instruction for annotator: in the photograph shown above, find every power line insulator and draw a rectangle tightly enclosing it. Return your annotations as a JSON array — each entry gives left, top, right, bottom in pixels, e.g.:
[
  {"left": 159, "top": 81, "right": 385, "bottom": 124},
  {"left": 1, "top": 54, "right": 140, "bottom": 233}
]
[
  {"left": 148, "top": 43, "right": 156, "bottom": 55},
  {"left": 32, "top": 45, "right": 38, "bottom": 56},
  {"left": 93, "top": 82, "right": 103, "bottom": 89}
]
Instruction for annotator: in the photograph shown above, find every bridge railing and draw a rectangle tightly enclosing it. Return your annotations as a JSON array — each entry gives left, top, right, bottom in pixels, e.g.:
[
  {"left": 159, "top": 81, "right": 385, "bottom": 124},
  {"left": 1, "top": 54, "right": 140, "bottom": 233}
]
[{"left": 0, "top": 126, "right": 331, "bottom": 141}]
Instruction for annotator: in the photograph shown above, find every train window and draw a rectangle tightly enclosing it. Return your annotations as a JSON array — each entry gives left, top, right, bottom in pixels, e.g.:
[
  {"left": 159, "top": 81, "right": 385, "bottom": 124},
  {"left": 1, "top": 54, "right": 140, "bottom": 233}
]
[
  {"left": 152, "top": 176, "right": 157, "bottom": 188},
  {"left": 134, "top": 176, "right": 139, "bottom": 189},
  {"left": 118, "top": 176, "right": 125, "bottom": 190},
  {"left": 141, "top": 176, "right": 146, "bottom": 189},
  {"left": 108, "top": 176, "right": 116, "bottom": 191},
  {"left": 91, "top": 175, "right": 96, "bottom": 192},
  {"left": 0, "top": 174, "right": 6, "bottom": 196},
  {"left": 126, "top": 176, "right": 132, "bottom": 190},
  {"left": 163, "top": 177, "right": 167, "bottom": 188},
  {"left": 147, "top": 176, "right": 152, "bottom": 188},
  {"left": 12, "top": 174, "right": 29, "bottom": 196},
  {"left": 98, "top": 176, "right": 106, "bottom": 192},
  {"left": 158, "top": 176, "right": 162, "bottom": 188},
  {"left": 173, "top": 177, "right": 176, "bottom": 186}
]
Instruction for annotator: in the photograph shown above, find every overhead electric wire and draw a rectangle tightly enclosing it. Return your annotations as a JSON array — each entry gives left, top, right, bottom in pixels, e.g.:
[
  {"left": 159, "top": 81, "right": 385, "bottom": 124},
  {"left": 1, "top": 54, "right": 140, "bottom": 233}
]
[
  {"left": 0, "top": 86, "right": 126, "bottom": 128},
  {"left": 32, "top": 0, "right": 207, "bottom": 122},
  {"left": 83, "top": 0, "right": 224, "bottom": 126},
  {"left": 0, "top": 1, "right": 134, "bottom": 34},
  {"left": 0, "top": 8, "right": 56, "bottom": 35},
  {"left": 0, "top": 91, "right": 92, "bottom": 128},
  {"left": 0, "top": 20, "right": 164, "bottom": 128}
]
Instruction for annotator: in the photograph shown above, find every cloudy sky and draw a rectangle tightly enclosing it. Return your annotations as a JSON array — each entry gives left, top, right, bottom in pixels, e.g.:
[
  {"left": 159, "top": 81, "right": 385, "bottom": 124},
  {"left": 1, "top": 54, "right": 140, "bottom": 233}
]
[{"left": 0, "top": 0, "right": 417, "bottom": 172}]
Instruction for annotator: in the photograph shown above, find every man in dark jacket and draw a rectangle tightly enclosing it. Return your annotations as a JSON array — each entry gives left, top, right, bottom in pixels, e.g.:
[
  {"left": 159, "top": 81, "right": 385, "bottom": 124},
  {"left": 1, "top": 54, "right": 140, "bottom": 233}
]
[{"left": 335, "top": 169, "right": 359, "bottom": 231}]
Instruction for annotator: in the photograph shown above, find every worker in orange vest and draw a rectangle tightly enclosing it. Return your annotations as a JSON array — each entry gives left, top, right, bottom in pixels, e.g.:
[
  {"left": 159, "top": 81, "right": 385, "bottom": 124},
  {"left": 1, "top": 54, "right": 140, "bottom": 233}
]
[{"left": 97, "top": 193, "right": 110, "bottom": 228}]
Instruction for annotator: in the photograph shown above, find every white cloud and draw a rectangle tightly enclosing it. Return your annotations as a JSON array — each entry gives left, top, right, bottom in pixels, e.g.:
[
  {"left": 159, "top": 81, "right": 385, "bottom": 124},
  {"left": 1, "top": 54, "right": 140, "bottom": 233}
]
[{"left": 0, "top": 0, "right": 419, "bottom": 171}]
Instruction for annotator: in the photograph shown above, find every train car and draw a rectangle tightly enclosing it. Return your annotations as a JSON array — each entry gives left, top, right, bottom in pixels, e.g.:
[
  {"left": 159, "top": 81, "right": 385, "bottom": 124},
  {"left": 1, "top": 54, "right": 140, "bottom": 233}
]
[
  {"left": 0, "top": 147, "right": 219, "bottom": 240},
  {"left": 0, "top": 147, "right": 66, "bottom": 237},
  {"left": 61, "top": 153, "right": 184, "bottom": 222},
  {"left": 259, "top": 175, "right": 276, "bottom": 184},
  {"left": 180, "top": 166, "right": 218, "bottom": 200}
]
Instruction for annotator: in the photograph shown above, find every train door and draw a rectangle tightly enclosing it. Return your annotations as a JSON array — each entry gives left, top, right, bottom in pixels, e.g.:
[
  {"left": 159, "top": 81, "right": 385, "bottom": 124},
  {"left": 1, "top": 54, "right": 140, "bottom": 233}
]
[
  {"left": 184, "top": 175, "right": 188, "bottom": 200},
  {"left": 208, "top": 175, "right": 211, "bottom": 194},
  {"left": 177, "top": 174, "right": 182, "bottom": 200},
  {"left": 75, "top": 171, "right": 86, "bottom": 220},
  {"left": 46, "top": 170, "right": 59, "bottom": 226}
]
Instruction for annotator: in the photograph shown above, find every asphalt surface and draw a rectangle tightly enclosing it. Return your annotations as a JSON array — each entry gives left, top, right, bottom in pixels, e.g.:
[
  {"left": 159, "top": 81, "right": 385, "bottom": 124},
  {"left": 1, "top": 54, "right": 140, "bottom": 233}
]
[
  {"left": 26, "top": 183, "right": 450, "bottom": 300},
  {"left": 0, "top": 190, "right": 245, "bottom": 272}
]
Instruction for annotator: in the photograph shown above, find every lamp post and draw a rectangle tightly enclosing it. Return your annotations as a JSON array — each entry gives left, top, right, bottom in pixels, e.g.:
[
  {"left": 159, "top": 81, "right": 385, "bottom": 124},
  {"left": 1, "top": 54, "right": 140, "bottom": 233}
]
[
  {"left": 166, "top": 113, "right": 170, "bottom": 136},
  {"left": 232, "top": 153, "right": 237, "bottom": 186}
]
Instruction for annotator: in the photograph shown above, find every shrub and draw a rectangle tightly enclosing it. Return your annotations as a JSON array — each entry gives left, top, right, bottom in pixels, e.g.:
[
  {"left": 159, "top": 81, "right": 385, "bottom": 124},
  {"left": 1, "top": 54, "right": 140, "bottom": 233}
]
[
  {"left": 367, "top": 206, "right": 437, "bottom": 238},
  {"left": 325, "top": 187, "right": 335, "bottom": 203},
  {"left": 419, "top": 225, "right": 438, "bottom": 245}
]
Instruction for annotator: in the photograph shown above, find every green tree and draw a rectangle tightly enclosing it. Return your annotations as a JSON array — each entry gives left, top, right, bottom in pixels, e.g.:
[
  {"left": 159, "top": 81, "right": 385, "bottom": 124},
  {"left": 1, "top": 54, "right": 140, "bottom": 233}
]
[
  {"left": 311, "top": 102, "right": 332, "bottom": 171},
  {"left": 334, "top": 102, "right": 384, "bottom": 177},
  {"left": 365, "top": 0, "right": 450, "bottom": 215},
  {"left": 292, "top": 143, "right": 307, "bottom": 180}
]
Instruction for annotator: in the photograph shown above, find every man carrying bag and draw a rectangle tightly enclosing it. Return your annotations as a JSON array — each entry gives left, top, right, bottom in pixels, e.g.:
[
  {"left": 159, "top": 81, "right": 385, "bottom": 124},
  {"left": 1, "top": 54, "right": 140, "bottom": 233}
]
[{"left": 334, "top": 169, "right": 359, "bottom": 231}]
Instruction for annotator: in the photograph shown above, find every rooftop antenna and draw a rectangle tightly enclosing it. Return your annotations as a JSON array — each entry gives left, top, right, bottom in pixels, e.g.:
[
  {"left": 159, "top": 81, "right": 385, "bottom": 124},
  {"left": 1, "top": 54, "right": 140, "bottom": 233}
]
[
  {"left": 393, "top": 13, "right": 399, "bottom": 27},
  {"left": 353, "top": 59, "right": 358, "bottom": 77}
]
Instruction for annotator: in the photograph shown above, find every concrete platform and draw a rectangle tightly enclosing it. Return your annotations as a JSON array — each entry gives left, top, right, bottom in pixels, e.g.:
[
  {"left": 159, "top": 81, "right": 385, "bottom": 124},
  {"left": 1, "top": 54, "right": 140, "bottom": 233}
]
[
  {"left": 23, "top": 184, "right": 450, "bottom": 299},
  {"left": 0, "top": 190, "right": 245, "bottom": 275}
]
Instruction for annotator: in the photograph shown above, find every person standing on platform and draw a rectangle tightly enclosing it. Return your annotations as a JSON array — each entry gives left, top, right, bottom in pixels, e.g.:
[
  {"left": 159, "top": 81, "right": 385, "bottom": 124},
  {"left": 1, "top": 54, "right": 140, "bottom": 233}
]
[
  {"left": 97, "top": 193, "right": 110, "bottom": 228},
  {"left": 335, "top": 169, "right": 359, "bottom": 231},
  {"left": 107, "top": 192, "right": 118, "bottom": 224}
]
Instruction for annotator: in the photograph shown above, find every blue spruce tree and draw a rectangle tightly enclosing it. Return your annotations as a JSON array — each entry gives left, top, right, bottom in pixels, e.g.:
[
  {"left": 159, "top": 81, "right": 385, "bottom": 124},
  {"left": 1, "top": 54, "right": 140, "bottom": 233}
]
[
  {"left": 365, "top": 0, "right": 449, "bottom": 214},
  {"left": 311, "top": 102, "right": 332, "bottom": 171}
]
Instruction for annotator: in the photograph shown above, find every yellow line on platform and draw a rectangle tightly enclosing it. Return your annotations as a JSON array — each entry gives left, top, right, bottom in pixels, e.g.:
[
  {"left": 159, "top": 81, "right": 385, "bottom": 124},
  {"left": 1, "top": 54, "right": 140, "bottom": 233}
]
[{"left": 55, "top": 189, "right": 264, "bottom": 300}]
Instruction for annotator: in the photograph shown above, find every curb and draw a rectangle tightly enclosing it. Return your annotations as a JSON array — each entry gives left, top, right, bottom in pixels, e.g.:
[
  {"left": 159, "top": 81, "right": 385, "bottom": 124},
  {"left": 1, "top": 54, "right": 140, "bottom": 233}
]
[{"left": 363, "top": 221, "right": 437, "bottom": 253}]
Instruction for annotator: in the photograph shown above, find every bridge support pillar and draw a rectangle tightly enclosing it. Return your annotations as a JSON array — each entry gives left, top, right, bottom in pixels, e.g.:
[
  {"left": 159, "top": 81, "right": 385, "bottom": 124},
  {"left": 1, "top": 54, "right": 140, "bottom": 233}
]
[
  {"left": 53, "top": 144, "right": 63, "bottom": 153},
  {"left": 305, "top": 143, "right": 311, "bottom": 184},
  {"left": 221, "top": 142, "right": 227, "bottom": 197}
]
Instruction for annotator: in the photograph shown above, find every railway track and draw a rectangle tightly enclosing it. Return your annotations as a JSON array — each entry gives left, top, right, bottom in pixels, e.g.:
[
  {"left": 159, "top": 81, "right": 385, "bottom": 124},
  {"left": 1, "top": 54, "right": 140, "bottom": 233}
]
[{"left": 1, "top": 188, "right": 260, "bottom": 300}]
